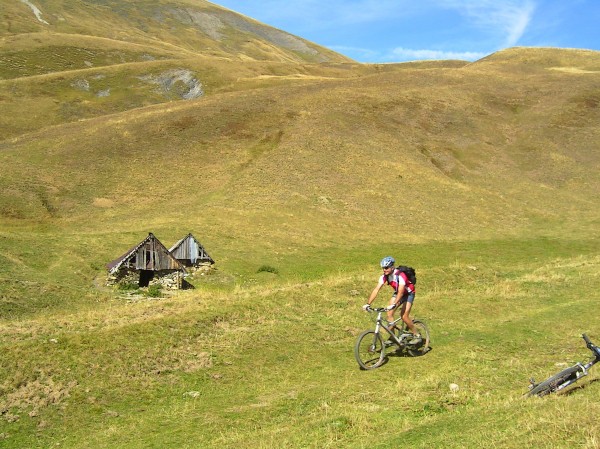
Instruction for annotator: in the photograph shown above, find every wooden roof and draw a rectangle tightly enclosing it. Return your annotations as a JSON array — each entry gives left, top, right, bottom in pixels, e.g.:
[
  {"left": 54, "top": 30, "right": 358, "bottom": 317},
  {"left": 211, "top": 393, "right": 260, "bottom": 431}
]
[
  {"left": 169, "top": 233, "right": 214, "bottom": 264},
  {"left": 107, "top": 233, "right": 186, "bottom": 274}
]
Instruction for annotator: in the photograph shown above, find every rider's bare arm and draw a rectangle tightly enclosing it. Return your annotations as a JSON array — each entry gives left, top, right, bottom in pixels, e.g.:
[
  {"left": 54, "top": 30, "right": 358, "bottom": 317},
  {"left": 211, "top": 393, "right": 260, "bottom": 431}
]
[{"left": 366, "top": 283, "right": 383, "bottom": 306}]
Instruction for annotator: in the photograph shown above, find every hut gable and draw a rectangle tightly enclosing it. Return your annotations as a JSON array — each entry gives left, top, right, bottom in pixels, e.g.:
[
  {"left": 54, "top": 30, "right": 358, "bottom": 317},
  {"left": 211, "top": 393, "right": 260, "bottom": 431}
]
[
  {"left": 106, "top": 233, "right": 186, "bottom": 289},
  {"left": 169, "top": 233, "right": 214, "bottom": 266},
  {"left": 107, "top": 233, "right": 185, "bottom": 274}
]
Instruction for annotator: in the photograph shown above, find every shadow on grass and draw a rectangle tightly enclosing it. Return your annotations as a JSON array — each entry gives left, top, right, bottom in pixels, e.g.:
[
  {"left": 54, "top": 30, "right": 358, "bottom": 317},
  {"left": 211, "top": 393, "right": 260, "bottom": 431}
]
[
  {"left": 562, "top": 377, "right": 600, "bottom": 396},
  {"left": 357, "top": 346, "right": 434, "bottom": 370},
  {"left": 356, "top": 345, "right": 433, "bottom": 371},
  {"left": 388, "top": 345, "right": 434, "bottom": 359}
]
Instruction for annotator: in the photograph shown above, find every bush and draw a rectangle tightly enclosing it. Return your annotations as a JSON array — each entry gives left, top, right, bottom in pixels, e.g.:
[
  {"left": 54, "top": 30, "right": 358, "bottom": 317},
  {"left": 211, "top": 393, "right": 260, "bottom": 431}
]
[
  {"left": 257, "top": 265, "right": 278, "bottom": 274},
  {"left": 117, "top": 282, "right": 139, "bottom": 291},
  {"left": 145, "top": 284, "right": 163, "bottom": 298}
]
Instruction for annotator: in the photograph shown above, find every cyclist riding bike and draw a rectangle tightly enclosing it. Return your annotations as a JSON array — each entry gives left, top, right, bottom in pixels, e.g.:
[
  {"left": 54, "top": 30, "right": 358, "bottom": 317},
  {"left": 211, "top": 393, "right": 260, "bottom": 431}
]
[{"left": 363, "top": 256, "right": 422, "bottom": 345}]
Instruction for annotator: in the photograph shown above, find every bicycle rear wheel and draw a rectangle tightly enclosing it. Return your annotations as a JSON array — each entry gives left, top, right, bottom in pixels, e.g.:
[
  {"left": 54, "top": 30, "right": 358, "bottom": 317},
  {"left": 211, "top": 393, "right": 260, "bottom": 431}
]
[
  {"left": 406, "top": 320, "right": 431, "bottom": 356},
  {"left": 527, "top": 365, "right": 581, "bottom": 397},
  {"left": 354, "top": 330, "right": 385, "bottom": 370}
]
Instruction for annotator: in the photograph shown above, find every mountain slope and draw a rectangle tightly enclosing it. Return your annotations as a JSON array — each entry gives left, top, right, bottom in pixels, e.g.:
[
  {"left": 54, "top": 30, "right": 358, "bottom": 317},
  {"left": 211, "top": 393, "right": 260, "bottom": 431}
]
[
  {"left": 1, "top": 0, "right": 360, "bottom": 139},
  {"left": 0, "top": 4, "right": 599, "bottom": 318},
  {"left": 2, "top": 0, "right": 352, "bottom": 65},
  {"left": 1, "top": 49, "right": 599, "bottom": 253}
]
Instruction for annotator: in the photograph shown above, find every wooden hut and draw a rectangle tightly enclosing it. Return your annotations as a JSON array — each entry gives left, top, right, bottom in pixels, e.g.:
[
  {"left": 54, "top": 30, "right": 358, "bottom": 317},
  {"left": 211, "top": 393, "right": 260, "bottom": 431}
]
[
  {"left": 107, "top": 233, "right": 186, "bottom": 288},
  {"left": 169, "top": 233, "right": 215, "bottom": 267}
]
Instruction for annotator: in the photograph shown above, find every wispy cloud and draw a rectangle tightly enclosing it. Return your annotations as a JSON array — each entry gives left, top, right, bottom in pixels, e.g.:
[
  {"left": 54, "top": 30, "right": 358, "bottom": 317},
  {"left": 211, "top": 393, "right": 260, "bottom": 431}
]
[
  {"left": 233, "top": 0, "right": 536, "bottom": 46},
  {"left": 331, "top": 45, "right": 487, "bottom": 63},
  {"left": 438, "top": 0, "right": 537, "bottom": 47},
  {"left": 217, "top": 0, "right": 539, "bottom": 62},
  {"left": 379, "top": 1, "right": 538, "bottom": 62},
  {"left": 390, "top": 47, "right": 488, "bottom": 62}
]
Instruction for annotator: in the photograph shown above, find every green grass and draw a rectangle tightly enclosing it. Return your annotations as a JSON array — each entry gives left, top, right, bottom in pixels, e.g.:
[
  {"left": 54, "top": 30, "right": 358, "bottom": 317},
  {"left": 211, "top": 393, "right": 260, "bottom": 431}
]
[
  {"left": 1, "top": 238, "right": 599, "bottom": 448},
  {"left": 2, "top": 3, "right": 600, "bottom": 447}
]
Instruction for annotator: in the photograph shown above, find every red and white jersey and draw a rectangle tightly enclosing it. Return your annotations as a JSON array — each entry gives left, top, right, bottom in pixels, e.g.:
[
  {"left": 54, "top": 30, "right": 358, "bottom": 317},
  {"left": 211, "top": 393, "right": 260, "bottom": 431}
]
[{"left": 378, "top": 268, "right": 415, "bottom": 295}]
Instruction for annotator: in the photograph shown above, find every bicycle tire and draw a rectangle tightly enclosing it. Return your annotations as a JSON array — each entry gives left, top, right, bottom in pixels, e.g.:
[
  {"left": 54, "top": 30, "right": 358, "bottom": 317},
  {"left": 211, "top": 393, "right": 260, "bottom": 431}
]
[
  {"left": 527, "top": 365, "right": 581, "bottom": 397},
  {"left": 354, "top": 330, "right": 385, "bottom": 370},
  {"left": 407, "top": 320, "right": 431, "bottom": 356}
]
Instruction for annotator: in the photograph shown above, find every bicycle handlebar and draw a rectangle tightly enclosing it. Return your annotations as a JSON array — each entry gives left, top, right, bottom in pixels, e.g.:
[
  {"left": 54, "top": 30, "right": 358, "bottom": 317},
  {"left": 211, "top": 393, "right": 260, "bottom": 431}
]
[
  {"left": 583, "top": 334, "right": 600, "bottom": 359},
  {"left": 367, "top": 305, "right": 396, "bottom": 313}
]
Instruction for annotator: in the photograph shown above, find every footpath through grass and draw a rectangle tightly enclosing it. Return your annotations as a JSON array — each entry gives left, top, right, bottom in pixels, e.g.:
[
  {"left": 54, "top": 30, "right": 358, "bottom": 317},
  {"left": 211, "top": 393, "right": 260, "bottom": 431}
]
[{"left": 1, "top": 237, "right": 599, "bottom": 448}]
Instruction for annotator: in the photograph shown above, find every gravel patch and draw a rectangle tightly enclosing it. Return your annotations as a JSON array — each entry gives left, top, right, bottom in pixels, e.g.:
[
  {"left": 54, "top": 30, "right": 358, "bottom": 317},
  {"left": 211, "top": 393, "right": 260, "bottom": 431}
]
[{"left": 139, "top": 69, "right": 204, "bottom": 100}]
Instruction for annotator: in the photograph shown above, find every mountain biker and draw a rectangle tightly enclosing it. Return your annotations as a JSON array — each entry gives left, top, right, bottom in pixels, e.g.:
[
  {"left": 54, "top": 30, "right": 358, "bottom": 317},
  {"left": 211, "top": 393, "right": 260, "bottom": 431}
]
[{"left": 363, "top": 256, "right": 421, "bottom": 345}]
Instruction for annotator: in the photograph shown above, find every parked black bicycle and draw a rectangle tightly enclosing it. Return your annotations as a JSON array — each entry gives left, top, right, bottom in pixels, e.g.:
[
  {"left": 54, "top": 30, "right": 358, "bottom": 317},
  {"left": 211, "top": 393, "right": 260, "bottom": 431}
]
[{"left": 527, "top": 334, "right": 600, "bottom": 397}]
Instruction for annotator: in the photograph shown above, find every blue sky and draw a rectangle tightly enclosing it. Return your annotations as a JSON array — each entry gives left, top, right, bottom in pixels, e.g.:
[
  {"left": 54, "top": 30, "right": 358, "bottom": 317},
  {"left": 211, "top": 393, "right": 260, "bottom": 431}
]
[{"left": 214, "top": 0, "right": 600, "bottom": 63}]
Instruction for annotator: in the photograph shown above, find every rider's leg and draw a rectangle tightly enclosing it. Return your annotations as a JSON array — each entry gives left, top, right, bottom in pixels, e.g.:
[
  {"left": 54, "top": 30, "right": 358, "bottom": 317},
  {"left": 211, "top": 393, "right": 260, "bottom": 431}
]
[
  {"left": 387, "top": 295, "right": 400, "bottom": 334},
  {"left": 400, "top": 294, "right": 420, "bottom": 337}
]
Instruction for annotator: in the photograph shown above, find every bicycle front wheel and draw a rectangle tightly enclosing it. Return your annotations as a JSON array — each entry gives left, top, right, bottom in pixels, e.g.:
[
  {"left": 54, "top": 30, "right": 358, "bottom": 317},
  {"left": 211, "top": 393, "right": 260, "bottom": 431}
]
[
  {"left": 354, "top": 330, "right": 385, "bottom": 370},
  {"left": 527, "top": 365, "right": 581, "bottom": 397}
]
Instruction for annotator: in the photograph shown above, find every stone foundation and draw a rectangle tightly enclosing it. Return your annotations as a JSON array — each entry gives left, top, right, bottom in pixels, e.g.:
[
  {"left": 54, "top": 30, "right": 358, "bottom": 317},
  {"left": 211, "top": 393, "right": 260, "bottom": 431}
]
[{"left": 107, "top": 269, "right": 184, "bottom": 290}]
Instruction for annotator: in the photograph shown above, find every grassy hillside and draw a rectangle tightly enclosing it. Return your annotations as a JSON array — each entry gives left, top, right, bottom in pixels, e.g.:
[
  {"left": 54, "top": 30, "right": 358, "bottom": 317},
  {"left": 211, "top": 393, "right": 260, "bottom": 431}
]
[
  {"left": 1, "top": 0, "right": 349, "bottom": 64},
  {"left": 1, "top": 239, "right": 599, "bottom": 448},
  {"left": 0, "top": 0, "right": 358, "bottom": 140},
  {"left": 1, "top": 1, "right": 600, "bottom": 447}
]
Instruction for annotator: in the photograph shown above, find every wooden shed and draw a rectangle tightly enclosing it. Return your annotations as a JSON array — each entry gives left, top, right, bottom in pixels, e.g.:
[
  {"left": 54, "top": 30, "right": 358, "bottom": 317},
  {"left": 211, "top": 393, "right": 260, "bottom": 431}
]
[
  {"left": 169, "top": 233, "right": 215, "bottom": 267},
  {"left": 107, "top": 233, "right": 186, "bottom": 288}
]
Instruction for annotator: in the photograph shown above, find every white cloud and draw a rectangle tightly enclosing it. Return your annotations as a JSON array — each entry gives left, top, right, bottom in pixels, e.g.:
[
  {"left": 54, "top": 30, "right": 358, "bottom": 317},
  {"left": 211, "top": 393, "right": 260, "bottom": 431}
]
[
  {"left": 217, "top": 0, "right": 538, "bottom": 62},
  {"left": 437, "top": 0, "right": 536, "bottom": 47},
  {"left": 390, "top": 47, "right": 488, "bottom": 61},
  {"left": 331, "top": 45, "right": 487, "bottom": 63},
  {"left": 299, "top": 0, "right": 537, "bottom": 52},
  {"left": 222, "top": 0, "right": 535, "bottom": 45}
]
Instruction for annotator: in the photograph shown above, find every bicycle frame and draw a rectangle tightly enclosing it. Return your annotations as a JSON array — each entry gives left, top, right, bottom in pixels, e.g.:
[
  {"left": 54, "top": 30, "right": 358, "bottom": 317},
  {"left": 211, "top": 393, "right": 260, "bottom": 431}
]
[
  {"left": 561, "top": 335, "right": 600, "bottom": 388},
  {"left": 528, "top": 334, "right": 600, "bottom": 397},
  {"left": 371, "top": 308, "right": 411, "bottom": 347},
  {"left": 551, "top": 362, "right": 592, "bottom": 393}
]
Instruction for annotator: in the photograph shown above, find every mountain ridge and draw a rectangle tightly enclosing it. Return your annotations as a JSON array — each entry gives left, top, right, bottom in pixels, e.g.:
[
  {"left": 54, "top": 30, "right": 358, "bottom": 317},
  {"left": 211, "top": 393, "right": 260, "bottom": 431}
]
[{"left": 3, "top": 0, "right": 353, "bottom": 64}]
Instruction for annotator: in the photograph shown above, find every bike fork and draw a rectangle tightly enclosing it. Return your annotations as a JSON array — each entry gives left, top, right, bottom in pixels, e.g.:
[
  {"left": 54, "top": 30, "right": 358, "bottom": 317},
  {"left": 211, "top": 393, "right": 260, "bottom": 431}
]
[
  {"left": 369, "top": 322, "right": 382, "bottom": 350},
  {"left": 576, "top": 362, "right": 589, "bottom": 377}
]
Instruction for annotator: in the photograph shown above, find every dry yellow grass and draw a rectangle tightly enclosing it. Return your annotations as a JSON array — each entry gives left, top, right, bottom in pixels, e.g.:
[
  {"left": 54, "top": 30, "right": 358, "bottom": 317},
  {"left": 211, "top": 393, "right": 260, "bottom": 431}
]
[{"left": 1, "top": 4, "right": 600, "bottom": 447}]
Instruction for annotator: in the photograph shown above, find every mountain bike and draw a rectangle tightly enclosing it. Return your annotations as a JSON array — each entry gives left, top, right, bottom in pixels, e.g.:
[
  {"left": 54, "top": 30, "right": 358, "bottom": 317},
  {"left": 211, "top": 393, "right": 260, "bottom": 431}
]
[
  {"left": 354, "top": 305, "right": 430, "bottom": 370},
  {"left": 527, "top": 334, "right": 600, "bottom": 397}
]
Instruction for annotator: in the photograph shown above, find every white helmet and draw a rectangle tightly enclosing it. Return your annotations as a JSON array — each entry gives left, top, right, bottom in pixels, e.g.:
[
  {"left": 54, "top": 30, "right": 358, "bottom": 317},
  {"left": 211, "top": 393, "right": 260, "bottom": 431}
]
[{"left": 380, "top": 256, "right": 395, "bottom": 268}]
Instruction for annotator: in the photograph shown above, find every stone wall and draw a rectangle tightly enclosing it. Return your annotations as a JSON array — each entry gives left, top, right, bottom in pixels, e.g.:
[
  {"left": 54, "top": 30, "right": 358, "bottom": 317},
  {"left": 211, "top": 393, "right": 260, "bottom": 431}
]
[
  {"left": 150, "top": 270, "right": 182, "bottom": 290},
  {"left": 106, "top": 270, "right": 140, "bottom": 287},
  {"left": 183, "top": 262, "right": 214, "bottom": 275},
  {"left": 106, "top": 269, "right": 183, "bottom": 290}
]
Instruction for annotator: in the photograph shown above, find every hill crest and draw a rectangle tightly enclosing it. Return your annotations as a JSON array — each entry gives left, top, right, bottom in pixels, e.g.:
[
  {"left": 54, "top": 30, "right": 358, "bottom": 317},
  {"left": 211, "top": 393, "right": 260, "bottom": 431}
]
[{"left": 3, "top": 0, "right": 352, "bottom": 64}]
